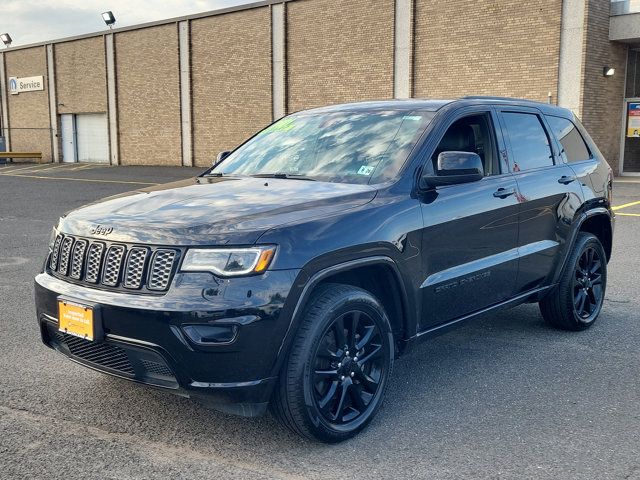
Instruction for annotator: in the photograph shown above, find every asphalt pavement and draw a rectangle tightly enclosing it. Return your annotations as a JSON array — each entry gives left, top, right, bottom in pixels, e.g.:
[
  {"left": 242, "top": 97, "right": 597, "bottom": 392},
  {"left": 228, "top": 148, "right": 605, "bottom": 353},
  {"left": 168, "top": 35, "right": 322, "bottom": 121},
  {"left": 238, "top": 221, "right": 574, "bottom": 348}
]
[{"left": 1, "top": 163, "right": 639, "bottom": 479}]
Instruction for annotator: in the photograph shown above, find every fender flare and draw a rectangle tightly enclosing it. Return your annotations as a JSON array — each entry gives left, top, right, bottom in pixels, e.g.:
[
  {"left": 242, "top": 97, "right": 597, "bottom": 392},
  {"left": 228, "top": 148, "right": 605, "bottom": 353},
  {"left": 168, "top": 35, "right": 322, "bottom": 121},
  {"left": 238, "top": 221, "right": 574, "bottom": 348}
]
[
  {"left": 551, "top": 207, "right": 613, "bottom": 285},
  {"left": 269, "top": 256, "right": 412, "bottom": 378}
]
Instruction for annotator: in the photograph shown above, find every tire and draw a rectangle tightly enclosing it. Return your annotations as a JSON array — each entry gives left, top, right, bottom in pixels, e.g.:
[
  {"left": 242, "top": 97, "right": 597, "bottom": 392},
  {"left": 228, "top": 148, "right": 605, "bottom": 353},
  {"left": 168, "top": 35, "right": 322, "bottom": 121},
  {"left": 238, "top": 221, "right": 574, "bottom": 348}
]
[
  {"left": 539, "top": 232, "right": 607, "bottom": 331},
  {"left": 271, "top": 283, "right": 394, "bottom": 443}
]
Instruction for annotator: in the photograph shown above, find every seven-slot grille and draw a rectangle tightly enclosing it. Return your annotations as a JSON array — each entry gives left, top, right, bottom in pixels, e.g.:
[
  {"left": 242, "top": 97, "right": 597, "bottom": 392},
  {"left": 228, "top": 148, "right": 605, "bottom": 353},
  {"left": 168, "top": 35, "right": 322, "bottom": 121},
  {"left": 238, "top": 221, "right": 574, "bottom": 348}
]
[{"left": 49, "top": 234, "right": 179, "bottom": 293}]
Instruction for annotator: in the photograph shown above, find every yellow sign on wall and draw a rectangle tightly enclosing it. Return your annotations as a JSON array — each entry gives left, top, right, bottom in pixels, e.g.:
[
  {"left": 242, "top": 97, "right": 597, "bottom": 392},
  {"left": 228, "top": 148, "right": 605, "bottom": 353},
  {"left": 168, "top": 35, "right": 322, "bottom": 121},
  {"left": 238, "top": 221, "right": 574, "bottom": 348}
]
[{"left": 628, "top": 103, "right": 640, "bottom": 138}]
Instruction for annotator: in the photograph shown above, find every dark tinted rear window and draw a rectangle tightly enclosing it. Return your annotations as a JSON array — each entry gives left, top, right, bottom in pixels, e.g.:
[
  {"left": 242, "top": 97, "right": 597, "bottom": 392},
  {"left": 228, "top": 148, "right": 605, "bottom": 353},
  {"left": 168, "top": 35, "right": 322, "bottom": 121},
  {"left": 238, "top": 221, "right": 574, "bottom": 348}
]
[
  {"left": 546, "top": 116, "right": 591, "bottom": 163},
  {"left": 501, "top": 112, "right": 553, "bottom": 172}
]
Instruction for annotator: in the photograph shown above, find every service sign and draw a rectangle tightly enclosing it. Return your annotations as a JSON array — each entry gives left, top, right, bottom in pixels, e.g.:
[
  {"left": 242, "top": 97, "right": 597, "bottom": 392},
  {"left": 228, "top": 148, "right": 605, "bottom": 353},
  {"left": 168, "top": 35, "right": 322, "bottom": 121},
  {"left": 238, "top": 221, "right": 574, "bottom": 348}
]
[
  {"left": 8, "top": 75, "right": 44, "bottom": 95},
  {"left": 628, "top": 103, "right": 640, "bottom": 138}
]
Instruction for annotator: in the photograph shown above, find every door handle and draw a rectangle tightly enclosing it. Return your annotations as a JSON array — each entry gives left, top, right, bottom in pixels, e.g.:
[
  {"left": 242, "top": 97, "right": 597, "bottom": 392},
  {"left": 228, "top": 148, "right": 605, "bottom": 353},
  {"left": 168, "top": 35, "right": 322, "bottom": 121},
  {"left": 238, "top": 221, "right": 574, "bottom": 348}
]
[
  {"left": 558, "top": 175, "right": 576, "bottom": 185},
  {"left": 493, "top": 187, "right": 516, "bottom": 199}
]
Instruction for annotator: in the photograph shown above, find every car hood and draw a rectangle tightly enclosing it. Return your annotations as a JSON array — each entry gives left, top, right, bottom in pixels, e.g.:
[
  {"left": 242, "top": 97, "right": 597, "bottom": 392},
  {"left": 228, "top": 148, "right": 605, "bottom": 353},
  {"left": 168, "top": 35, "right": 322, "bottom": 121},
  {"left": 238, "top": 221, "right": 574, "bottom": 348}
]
[{"left": 57, "top": 176, "right": 377, "bottom": 245}]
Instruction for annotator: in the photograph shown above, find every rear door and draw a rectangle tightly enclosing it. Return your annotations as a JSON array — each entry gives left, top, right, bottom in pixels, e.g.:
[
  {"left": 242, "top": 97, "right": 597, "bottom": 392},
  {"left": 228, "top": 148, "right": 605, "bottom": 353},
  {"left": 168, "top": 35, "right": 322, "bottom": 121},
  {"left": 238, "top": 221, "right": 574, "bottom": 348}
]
[
  {"left": 496, "top": 107, "right": 584, "bottom": 294},
  {"left": 418, "top": 107, "right": 520, "bottom": 330}
]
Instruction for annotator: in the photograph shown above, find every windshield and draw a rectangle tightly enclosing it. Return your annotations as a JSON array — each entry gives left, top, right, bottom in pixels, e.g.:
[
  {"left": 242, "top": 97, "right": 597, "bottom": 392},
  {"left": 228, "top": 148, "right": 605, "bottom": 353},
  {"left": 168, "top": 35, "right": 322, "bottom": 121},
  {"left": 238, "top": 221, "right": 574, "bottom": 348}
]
[{"left": 210, "top": 109, "right": 434, "bottom": 184}]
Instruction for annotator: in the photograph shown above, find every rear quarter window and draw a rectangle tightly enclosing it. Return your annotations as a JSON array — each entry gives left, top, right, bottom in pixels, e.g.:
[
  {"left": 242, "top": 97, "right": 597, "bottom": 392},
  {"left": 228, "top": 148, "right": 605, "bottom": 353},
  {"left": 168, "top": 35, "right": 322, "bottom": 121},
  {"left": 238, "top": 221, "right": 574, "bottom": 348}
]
[{"left": 546, "top": 116, "right": 592, "bottom": 163}]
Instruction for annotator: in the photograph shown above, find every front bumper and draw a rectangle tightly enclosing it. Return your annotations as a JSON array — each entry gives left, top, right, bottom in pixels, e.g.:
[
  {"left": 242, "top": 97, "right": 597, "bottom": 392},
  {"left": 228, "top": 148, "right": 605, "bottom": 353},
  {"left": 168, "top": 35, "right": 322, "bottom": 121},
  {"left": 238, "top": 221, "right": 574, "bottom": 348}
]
[{"left": 35, "top": 268, "right": 299, "bottom": 416}]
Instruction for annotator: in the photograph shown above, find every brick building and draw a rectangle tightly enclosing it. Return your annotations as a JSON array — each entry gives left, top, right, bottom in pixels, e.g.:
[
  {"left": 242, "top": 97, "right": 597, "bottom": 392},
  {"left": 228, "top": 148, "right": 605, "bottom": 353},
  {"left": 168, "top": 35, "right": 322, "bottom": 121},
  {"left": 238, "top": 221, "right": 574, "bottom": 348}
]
[{"left": 0, "top": 0, "right": 639, "bottom": 174}]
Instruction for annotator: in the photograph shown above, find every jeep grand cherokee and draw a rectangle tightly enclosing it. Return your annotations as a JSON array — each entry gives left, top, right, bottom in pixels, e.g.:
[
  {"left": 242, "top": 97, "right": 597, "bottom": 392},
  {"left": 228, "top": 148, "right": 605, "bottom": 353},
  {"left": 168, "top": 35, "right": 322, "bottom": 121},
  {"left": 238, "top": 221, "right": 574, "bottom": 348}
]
[{"left": 35, "top": 97, "right": 614, "bottom": 442}]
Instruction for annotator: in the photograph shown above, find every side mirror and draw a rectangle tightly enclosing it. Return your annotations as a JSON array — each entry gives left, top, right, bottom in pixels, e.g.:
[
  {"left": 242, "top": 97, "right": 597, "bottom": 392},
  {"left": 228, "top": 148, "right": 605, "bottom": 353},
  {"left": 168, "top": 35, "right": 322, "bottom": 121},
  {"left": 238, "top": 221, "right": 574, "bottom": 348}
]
[
  {"left": 420, "top": 151, "right": 484, "bottom": 188},
  {"left": 213, "top": 150, "right": 231, "bottom": 167}
]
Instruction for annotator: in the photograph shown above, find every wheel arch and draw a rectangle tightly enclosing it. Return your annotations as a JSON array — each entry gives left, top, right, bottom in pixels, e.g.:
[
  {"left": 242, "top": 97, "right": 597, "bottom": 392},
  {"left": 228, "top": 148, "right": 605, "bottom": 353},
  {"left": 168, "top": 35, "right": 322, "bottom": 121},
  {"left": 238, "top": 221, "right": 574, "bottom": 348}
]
[
  {"left": 578, "top": 211, "right": 613, "bottom": 261},
  {"left": 552, "top": 207, "right": 613, "bottom": 284},
  {"left": 274, "top": 256, "right": 414, "bottom": 375},
  {"left": 314, "top": 262, "right": 407, "bottom": 341}
]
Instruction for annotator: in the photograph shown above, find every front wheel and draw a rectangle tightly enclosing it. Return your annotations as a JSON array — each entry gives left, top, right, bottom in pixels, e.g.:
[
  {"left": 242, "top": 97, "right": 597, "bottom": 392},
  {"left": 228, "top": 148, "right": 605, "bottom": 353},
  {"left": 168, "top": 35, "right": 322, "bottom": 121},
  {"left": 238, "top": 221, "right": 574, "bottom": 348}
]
[
  {"left": 271, "top": 283, "right": 394, "bottom": 443},
  {"left": 540, "top": 232, "right": 607, "bottom": 331}
]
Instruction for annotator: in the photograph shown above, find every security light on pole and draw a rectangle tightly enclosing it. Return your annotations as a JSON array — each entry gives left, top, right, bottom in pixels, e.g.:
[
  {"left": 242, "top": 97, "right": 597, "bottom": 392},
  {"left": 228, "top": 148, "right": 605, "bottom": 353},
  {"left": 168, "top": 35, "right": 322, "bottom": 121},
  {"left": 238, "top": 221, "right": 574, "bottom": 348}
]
[
  {"left": 0, "top": 33, "right": 12, "bottom": 47},
  {"left": 102, "top": 11, "right": 116, "bottom": 29}
]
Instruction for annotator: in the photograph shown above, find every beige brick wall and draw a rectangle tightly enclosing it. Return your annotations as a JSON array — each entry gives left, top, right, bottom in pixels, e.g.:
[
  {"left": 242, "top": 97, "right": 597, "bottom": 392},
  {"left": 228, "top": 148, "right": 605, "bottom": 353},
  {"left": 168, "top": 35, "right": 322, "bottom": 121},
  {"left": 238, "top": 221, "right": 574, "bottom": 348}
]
[
  {"left": 4, "top": 47, "right": 52, "bottom": 162},
  {"left": 414, "top": 0, "right": 562, "bottom": 103},
  {"left": 0, "top": 0, "right": 629, "bottom": 170},
  {"left": 580, "top": 0, "right": 627, "bottom": 170},
  {"left": 286, "top": 0, "right": 394, "bottom": 112},
  {"left": 55, "top": 37, "right": 107, "bottom": 114},
  {"left": 115, "top": 25, "right": 181, "bottom": 166},
  {"left": 191, "top": 7, "right": 272, "bottom": 167}
]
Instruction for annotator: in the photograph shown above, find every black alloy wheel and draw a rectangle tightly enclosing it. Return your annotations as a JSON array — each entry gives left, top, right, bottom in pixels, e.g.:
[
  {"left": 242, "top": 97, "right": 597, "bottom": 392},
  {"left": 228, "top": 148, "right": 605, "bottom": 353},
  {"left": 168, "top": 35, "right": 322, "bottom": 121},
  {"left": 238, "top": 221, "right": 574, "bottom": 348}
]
[
  {"left": 311, "top": 309, "right": 386, "bottom": 425},
  {"left": 271, "top": 283, "right": 393, "bottom": 442},
  {"left": 573, "top": 246, "right": 604, "bottom": 320},
  {"left": 540, "top": 232, "right": 607, "bottom": 330}
]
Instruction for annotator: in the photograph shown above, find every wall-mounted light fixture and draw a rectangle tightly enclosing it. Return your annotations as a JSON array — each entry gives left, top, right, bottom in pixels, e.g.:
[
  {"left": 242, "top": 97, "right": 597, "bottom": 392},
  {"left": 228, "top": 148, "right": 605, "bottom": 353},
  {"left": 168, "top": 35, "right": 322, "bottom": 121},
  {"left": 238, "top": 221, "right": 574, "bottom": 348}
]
[
  {"left": 603, "top": 67, "right": 615, "bottom": 77},
  {"left": 102, "top": 11, "right": 116, "bottom": 29},
  {"left": 0, "top": 33, "right": 12, "bottom": 48}
]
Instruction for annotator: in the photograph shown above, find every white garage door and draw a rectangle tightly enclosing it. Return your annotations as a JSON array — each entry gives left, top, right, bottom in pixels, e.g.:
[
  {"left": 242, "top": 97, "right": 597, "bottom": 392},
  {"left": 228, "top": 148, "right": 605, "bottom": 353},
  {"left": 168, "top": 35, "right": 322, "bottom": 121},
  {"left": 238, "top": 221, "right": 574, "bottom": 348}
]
[{"left": 76, "top": 113, "right": 109, "bottom": 163}]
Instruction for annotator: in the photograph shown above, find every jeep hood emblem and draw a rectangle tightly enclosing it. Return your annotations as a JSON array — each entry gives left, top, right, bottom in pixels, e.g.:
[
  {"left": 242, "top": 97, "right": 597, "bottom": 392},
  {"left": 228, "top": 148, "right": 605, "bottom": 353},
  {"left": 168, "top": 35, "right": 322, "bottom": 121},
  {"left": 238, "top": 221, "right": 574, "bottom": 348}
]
[{"left": 90, "top": 224, "right": 113, "bottom": 236}]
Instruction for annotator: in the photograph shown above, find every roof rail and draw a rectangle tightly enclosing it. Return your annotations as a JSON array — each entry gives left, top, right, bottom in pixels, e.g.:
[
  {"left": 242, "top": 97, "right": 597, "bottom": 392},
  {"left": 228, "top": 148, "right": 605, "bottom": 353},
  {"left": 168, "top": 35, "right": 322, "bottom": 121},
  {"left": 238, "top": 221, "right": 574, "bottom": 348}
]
[{"left": 462, "top": 95, "right": 547, "bottom": 104}]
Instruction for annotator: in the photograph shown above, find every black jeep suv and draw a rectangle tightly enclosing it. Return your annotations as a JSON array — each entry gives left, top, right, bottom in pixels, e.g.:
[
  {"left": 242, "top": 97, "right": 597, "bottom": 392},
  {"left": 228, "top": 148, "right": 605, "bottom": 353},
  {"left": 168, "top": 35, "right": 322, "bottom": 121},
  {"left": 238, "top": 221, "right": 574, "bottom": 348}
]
[{"left": 35, "top": 97, "right": 614, "bottom": 442}]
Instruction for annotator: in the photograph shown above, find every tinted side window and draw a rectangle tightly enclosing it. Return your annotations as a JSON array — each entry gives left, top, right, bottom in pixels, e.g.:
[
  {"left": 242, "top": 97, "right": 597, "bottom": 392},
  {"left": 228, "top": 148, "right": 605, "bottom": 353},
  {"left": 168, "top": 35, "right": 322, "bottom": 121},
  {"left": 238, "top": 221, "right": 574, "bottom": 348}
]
[
  {"left": 432, "top": 113, "right": 499, "bottom": 176},
  {"left": 546, "top": 116, "right": 591, "bottom": 163},
  {"left": 502, "top": 112, "right": 553, "bottom": 172}
]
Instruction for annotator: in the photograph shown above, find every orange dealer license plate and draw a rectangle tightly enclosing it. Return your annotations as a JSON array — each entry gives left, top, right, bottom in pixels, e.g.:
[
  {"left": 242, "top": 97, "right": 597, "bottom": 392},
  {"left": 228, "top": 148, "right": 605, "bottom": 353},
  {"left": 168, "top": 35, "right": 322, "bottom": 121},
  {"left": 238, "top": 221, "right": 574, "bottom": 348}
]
[{"left": 58, "top": 300, "right": 95, "bottom": 341}]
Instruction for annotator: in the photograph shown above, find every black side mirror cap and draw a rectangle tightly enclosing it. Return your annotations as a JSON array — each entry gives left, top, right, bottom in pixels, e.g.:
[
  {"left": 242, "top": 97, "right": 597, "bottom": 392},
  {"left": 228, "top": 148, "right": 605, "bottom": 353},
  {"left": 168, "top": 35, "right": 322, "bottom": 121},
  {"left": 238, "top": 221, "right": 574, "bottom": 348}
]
[
  {"left": 213, "top": 150, "right": 231, "bottom": 167},
  {"left": 420, "top": 151, "right": 484, "bottom": 188}
]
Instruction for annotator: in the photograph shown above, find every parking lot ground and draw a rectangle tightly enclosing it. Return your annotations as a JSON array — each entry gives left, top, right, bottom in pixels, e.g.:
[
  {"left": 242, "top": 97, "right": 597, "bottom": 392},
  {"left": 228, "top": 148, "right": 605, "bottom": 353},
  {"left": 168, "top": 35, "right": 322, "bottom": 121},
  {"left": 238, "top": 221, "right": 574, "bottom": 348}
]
[
  {"left": 0, "top": 162, "right": 204, "bottom": 185},
  {"left": 1, "top": 165, "right": 639, "bottom": 479}
]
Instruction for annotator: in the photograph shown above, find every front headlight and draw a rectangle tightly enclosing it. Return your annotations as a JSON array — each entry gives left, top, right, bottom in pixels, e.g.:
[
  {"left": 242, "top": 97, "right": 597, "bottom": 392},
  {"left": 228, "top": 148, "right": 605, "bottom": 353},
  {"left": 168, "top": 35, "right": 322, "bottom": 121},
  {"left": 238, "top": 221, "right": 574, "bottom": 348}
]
[{"left": 180, "top": 246, "right": 276, "bottom": 277}]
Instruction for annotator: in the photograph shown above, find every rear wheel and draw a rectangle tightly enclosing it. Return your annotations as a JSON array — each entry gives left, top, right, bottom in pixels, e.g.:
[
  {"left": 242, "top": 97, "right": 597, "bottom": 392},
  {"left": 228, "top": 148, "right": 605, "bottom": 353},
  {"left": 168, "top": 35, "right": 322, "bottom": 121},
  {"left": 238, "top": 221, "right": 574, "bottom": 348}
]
[
  {"left": 540, "top": 232, "right": 607, "bottom": 331},
  {"left": 271, "top": 283, "right": 394, "bottom": 443}
]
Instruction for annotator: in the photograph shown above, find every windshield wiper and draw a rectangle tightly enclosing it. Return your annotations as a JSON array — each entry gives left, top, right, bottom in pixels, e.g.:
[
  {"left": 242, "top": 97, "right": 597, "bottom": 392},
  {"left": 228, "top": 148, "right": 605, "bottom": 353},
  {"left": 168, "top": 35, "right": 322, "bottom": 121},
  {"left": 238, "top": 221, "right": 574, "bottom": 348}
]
[
  {"left": 202, "top": 172, "right": 248, "bottom": 178},
  {"left": 251, "top": 173, "right": 317, "bottom": 181}
]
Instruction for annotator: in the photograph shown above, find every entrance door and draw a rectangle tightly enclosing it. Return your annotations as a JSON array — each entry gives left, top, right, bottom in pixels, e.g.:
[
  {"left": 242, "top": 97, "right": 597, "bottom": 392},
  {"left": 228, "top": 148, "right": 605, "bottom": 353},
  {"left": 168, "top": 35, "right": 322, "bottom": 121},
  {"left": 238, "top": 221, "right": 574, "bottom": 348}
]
[
  {"left": 60, "top": 114, "right": 77, "bottom": 163},
  {"left": 621, "top": 98, "right": 640, "bottom": 175},
  {"left": 76, "top": 113, "right": 109, "bottom": 163}
]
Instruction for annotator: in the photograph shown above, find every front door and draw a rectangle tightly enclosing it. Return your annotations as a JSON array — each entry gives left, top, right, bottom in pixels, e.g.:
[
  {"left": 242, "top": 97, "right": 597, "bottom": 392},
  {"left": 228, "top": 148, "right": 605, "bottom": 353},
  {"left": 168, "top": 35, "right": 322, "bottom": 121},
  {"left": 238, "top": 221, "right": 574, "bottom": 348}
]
[{"left": 419, "top": 109, "right": 520, "bottom": 330}]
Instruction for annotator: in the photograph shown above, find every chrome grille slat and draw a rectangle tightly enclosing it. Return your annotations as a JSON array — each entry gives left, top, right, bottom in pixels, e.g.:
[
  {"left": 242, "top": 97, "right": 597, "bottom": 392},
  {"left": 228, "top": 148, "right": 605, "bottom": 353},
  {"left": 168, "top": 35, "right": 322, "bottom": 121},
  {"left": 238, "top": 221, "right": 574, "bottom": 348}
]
[
  {"left": 123, "top": 247, "right": 148, "bottom": 289},
  {"left": 148, "top": 249, "right": 177, "bottom": 291},
  {"left": 50, "top": 234, "right": 63, "bottom": 271},
  {"left": 69, "top": 239, "right": 88, "bottom": 279},
  {"left": 58, "top": 236, "right": 74, "bottom": 275},
  {"left": 48, "top": 235, "right": 177, "bottom": 293},
  {"left": 102, "top": 245, "right": 126, "bottom": 287},
  {"left": 84, "top": 242, "right": 105, "bottom": 283}
]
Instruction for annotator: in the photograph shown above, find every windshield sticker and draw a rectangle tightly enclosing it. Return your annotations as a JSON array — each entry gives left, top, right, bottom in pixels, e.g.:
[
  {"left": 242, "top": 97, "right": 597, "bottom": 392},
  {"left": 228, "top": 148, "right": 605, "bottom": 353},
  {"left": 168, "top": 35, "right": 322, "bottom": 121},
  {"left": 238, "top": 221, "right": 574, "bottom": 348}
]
[
  {"left": 403, "top": 115, "right": 423, "bottom": 121},
  {"left": 357, "top": 165, "right": 375, "bottom": 175},
  {"left": 264, "top": 117, "right": 296, "bottom": 134}
]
